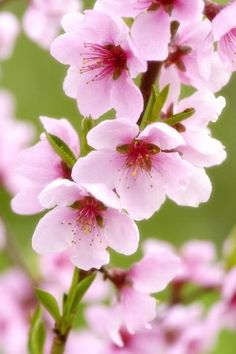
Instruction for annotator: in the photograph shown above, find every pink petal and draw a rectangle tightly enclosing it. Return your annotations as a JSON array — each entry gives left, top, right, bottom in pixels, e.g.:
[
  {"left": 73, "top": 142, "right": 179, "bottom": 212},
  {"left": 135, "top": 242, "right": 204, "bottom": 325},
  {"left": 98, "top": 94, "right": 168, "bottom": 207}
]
[
  {"left": 129, "top": 251, "right": 180, "bottom": 294},
  {"left": 40, "top": 116, "right": 80, "bottom": 157},
  {"left": 11, "top": 184, "right": 44, "bottom": 215},
  {"left": 15, "top": 140, "right": 60, "bottom": 183},
  {"left": 76, "top": 73, "right": 113, "bottom": 119},
  {"left": 72, "top": 151, "right": 117, "bottom": 189},
  {"left": 131, "top": 9, "right": 170, "bottom": 61},
  {"left": 111, "top": 72, "right": 143, "bottom": 122},
  {"left": 38, "top": 179, "right": 85, "bottom": 209},
  {"left": 212, "top": 2, "right": 236, "bottom": 41},
  {"left": 154, "top": 152, "right": 192, "bottom": 195},
  {"left": 96, "top": 0, "right": 142, "bottom": 18},
  {"left": 139, "top": 122, "right": 185, "bottom": 150},
  {"left": 50, "top": 33, "right": 84, "bottom": 66},
  {"left": 179, "top": 130, "right": 226, "bottom": 168},
  {"left": 81, "top": 184, "right": 120, "bottom": 210},
  {"left": 116, "top": 168, "right": 166, "bottom": 220},
  {"left": 87, "top": 119, "right": 139, "bottom": 150},
  {"left": 71, "top": 244, "right": 110, "bottom": 271},
  {"left": 173, "top": 0, "right": 204, "bottom": 22},
  {"left": 103, "top": 208, "right": 139, "bottom": 255},
  {"left": 167, "top": 167, "right": 212, "bottom": 207},
  {"left": 121, "top": 287, "right": 156, "bottom": 333},
  {"left": 32, "top": 207, "right": 75, "bottom": 254}
]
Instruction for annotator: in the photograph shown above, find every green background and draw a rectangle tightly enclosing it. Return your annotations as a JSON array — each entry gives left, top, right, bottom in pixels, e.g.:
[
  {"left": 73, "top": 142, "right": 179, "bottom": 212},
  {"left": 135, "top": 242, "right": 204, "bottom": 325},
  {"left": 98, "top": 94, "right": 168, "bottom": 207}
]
[{"left": 0, "top": 0, "right": 235, "bottom": 353}]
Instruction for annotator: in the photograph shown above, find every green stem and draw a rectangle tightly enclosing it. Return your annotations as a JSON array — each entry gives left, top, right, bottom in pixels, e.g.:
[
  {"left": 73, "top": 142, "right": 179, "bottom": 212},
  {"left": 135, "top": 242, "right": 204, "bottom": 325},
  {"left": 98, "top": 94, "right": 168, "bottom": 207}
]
[
  {"left": 50, "top": 268, "right": 79, "bottom": 354},
  {"left": 50, "top": 268, "right": 96, "bottom": 354}
]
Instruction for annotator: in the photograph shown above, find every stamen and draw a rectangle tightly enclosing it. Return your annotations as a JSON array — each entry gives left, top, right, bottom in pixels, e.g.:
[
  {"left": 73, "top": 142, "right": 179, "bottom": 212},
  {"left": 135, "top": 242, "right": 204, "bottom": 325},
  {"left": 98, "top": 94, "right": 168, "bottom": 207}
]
[{"left": 80, "top": 43, "right": 127, "bottom": 82}]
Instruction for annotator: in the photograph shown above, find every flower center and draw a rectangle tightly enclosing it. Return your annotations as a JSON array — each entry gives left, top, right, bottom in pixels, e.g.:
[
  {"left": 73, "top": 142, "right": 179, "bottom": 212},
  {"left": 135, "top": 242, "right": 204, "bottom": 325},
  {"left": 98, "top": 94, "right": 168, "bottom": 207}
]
[
  {"left": 165, "top": 45, "right": 192, "bottom": 71},
  {"left": 117, "top": 139, "right": 160, "bottom": 177},
  {"left": 72, "top": 196, "right": 106, "bottom": 235},
  {"left": 80, "top": 43, "right": 127, "bottom": 82}
]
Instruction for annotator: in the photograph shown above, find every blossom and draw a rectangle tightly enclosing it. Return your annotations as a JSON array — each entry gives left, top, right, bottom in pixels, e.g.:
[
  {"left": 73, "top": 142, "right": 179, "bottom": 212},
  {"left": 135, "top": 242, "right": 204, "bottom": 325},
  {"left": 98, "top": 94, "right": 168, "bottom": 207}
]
[
  {"left": 144, "top": 239, "right": 224, "bottom": 288},
  {"left": 50, "top": 10, "right": 146, "bottom": 120},
  {"left": 0, "top": 12, "right": 19, "bottom": 60},
  {"left": 158, "top": 81, "right": 226, "bottom": 206},
  {"left": 0, "top": 90, "right": 34, "bottom": 194},
  {"left": 212, "top": 1, "right": 236, "bottom": 71},
  {"left": 160, "top": 19, "right": 230, "bottom": 92},
  {"left": 105, "top": 250, "right": 180, "bottom": 337},
  {"left": 97, "top": 0, "right": 204, "bottom": 61},
  {"left": 11, "top": 116, "right": 80, "bottom": 215},
  {"left": 23, "top": 0, "right": 80, "bottom": 49},
  {"left": 72, "top": 119, "right": 200, "bottom": 220},
  {"left": 32, "top": 179, "right": 139, "bottom": 270}
]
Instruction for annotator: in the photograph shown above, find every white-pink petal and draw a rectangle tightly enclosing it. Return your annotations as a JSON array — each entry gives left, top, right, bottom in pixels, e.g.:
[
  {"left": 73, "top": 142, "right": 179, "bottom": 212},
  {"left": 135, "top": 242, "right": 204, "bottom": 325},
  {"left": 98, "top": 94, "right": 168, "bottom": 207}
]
[{"left": 129, "top": 251, "right": 181, "bottom": 294}]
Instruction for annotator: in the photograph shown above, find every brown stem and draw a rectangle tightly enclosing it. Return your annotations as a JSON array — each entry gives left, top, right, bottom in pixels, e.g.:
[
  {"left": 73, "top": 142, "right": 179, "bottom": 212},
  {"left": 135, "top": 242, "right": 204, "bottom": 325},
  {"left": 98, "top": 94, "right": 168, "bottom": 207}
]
[
  {"left": 50, "top": 332, "right": 67, "bottom": 354},
  {"left": 137, "top": 61, "right": 162, "bottom": 126}
]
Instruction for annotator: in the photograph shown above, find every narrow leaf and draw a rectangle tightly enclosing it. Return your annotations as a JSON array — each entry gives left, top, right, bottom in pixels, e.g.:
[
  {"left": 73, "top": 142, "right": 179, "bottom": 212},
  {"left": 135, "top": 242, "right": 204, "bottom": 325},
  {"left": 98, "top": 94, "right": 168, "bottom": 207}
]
[
  {"left": 46, "top": 133, "right": 76, "bottom": 168},
  {"left": 150, "top": 84, "right": 170, "bottom": 123},
  {"left": 72, "top": 273, "right": 97, "bottom": 312},
  {"left": 35, "top": 288, "right": 61, "bottom": 323},
  {"left": 140, "top": 86, "right": 158, "bottom": 130},
  {"left": 80, "top": 117, "right": 94, "bottom": 156},
  {"left": 166, "top": 108, "right": 195, "bottom": 126},
  {"left": 28, "top": 307, "right": 46, "bottom": 354}
]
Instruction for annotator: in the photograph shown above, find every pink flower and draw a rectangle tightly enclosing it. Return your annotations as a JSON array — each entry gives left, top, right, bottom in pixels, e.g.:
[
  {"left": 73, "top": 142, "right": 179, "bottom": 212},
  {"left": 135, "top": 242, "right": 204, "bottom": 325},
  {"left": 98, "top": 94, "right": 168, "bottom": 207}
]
[
  {"left": 161, "top": 19, "right": 230, "bottom": 92},
  {"left": 144, "top": 239, "right": 223, "bottom": 288},
  {"left": 177, "top": 240, "right": 224, "bottom": 288},
  {"left": 32, "top": 179, "right": 139, "bottom": 270},
  {"left": 23, "top": 0, "right": 80, "bottom": 49},
  {"left": 0, "top": 90, "right": 34, "bottom": 194},
  {"left": 11, "top": 116, "right": 80, "bottom": 215},
  {"left": 115, "top": 250, "right": 181, "bottom": 335},
  {"left": 97, "top": 0, "right": 204, "bottom": 61},
  {"left": 50, "top": 11, "right": 146, "bottom": 121},
  {"left": 158, "top": 82, "right": 226, "bottom": 206},
  {"left": 212, "top": 1, "right": 236, "bottom": 71},
  {"left": 72, "top": 119, "right": 198, "bottom": 220},
  {"left": 0, "top": 12, "right": 19, "bottom": 60}
]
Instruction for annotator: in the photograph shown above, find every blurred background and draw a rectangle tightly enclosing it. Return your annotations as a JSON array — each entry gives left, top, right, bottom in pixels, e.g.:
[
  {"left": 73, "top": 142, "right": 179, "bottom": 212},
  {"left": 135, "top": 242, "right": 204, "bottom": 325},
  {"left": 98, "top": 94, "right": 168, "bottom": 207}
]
[{"left": 0, "top": 0, "right": 235, "bottom": 353}]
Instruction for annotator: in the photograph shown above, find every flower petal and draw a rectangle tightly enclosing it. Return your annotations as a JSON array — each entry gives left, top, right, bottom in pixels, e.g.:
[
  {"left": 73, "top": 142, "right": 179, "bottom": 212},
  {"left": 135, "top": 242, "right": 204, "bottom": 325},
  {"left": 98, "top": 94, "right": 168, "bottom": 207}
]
[
  {"left": 129, "top": 251, "right": 181, "bottom": 294},
  {"left": 121, "top": 287, "right": 156, "bottom": 333},
  {"left": 103, "top": 208, "right": 139, "bottom": 255},
  {"left": 87, "top": 119, "right": 139, "bottom": 150},
  {"left": 32, "top": 207, "right": 75, "bottom": 254},
  {"left": 131, "top": 9, "right": 170, "bottom": 61}
]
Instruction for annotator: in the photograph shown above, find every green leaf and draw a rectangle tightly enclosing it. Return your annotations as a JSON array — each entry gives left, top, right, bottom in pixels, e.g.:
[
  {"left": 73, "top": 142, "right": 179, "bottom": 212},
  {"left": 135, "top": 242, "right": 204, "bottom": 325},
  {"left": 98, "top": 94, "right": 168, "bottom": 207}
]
[
  {"left": 166, "top": 108, "right": 195, "bottom": 126},
  {"left": 46, "top": 133, "right": 77, "bottom": 168},
  {"left": 140, "top": 85, "right": 170, "bottom": 130},
  {"left": 80, "top": 117, "right": 94, "bottom": 156},
  {"left": 150, "top": 84, "right": 170, "bottom": 123},
  {"left": 35, "top": 288, "right": 61, "bottom": 323},
  {"left": 28, "top": 307, "right": 46, "bottom": 354},
  {"left": 72, "top": 273, "right": 97, "bottom": 310},
  {"left": 140, "top": 86, "right": 158, "bottom": 130}
]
